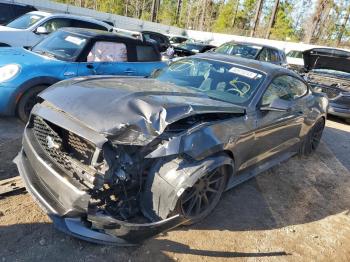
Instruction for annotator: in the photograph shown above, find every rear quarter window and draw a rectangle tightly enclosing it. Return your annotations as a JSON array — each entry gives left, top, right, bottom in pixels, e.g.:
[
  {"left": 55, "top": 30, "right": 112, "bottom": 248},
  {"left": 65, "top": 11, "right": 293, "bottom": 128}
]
[{"left": 136, "top": 45, "right": 159, "bottom": 62}]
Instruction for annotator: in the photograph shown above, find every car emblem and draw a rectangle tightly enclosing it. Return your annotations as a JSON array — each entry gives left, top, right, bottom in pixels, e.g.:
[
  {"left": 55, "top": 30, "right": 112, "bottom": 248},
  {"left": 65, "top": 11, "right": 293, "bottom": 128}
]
[{"left": 46, "top": 136, "right": 60, "bottom": 149}]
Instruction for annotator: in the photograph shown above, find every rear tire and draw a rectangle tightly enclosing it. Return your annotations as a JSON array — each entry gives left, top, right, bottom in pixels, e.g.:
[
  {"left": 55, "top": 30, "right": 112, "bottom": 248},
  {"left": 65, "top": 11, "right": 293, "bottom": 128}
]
[
  {"left": 303, "top": 118, "right": 325, "bottom": 155},
  {"left": 17, "top": 86, "right": 46, "bottom": 123}
]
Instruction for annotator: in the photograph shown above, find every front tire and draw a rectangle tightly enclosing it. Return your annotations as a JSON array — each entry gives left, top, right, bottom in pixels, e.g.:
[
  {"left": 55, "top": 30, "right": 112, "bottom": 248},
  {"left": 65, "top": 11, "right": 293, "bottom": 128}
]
[
  {"left": 175, "top": 166, "right": 227, "bottom": 225},
  {"left": 17, "top": 86, "right": 46, "bottom": 123}
]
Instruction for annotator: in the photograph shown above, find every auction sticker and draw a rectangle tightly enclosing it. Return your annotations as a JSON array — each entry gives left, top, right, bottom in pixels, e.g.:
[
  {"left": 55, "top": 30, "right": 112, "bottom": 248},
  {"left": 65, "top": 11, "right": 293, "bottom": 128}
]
[
  {"left": 229, "top": 67, "right": 261, "bottom": 79},
  {"left": 65, "top": 36, "right": 86, "bottom": 46}
]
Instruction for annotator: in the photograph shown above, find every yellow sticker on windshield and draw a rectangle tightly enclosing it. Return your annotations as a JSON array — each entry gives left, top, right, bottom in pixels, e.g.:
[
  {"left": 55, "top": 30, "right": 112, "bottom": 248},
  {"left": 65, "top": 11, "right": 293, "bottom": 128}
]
[{"left": 229, "top": 67, "right": 261, "bottom": 79}]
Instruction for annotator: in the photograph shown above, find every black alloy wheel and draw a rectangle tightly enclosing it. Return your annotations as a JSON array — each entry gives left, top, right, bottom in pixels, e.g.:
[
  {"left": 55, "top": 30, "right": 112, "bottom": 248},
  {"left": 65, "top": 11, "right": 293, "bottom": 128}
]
[{"left": 177, "top": 168, "right": 227, "bottom": 224}]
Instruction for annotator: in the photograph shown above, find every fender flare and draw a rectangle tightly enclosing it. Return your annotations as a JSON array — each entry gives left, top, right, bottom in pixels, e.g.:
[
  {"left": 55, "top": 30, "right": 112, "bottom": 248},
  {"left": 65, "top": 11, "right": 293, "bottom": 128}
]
[
  {"left": 141, "top": 154, "right": 234, "bottom": 221},
  {"left": 8, "top": 76, "right": 61, "bottom": 115}
]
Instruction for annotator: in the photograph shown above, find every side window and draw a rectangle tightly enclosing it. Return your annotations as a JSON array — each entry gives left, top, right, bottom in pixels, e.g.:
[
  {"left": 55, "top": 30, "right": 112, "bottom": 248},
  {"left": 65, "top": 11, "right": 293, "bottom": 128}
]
[
  {"left": 295, "top": 51, "right": 303, "bottom": 58},
  {"left": 288, "top": 76, "right": 308, "bottom": 98},
  {"left": 41, "top": 18, "right": 72, "bottom": 33},
  {"left": 136, "top": 45, "right": 159, "bottom": 61},
  {"left": 262, "top": 75, "right": 308, "bottom": 106},
  {"left": 0, "top": 4, "right": 12, "bottom": 24},
  {"left": 87, "top": 41, "right": 127, "bottom": 62},
  {"left": 71, "top": 20, "right": 108, "bottom": 31},
  {"left": 258, "top": 48, "right": 269, "bottom": 62},
  {"left": 269, "top": 49, "right": 280, "bottom": 62}
]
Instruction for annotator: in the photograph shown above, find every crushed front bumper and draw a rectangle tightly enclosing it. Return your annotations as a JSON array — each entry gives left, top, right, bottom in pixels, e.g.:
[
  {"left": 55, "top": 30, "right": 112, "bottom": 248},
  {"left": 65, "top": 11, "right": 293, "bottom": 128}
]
[{"left": 14, "top": 127, "right": 186, "bottom": 245}]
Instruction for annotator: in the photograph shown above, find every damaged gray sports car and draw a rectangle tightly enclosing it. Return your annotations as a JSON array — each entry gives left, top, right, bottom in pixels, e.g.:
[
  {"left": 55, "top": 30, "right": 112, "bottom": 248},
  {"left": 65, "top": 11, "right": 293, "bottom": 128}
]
[{"left": 15, "top": 53, "right": 328, "bottom": 245}]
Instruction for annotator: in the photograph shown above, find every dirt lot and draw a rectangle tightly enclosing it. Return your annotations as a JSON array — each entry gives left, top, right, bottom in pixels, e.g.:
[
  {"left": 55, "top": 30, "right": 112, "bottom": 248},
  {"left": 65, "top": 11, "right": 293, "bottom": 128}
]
[{"left": 0, "top": 116, "right": 349, "bottom": 262}]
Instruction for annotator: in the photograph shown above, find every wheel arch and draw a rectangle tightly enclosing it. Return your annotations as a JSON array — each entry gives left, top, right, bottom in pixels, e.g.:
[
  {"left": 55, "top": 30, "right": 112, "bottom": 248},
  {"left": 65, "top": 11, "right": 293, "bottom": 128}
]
[
  {"left": 141, "top": 153, "right": 234, "bottom": 221},
  {"left": 10, "top": 77, "right": 61, "bottom": 115}
]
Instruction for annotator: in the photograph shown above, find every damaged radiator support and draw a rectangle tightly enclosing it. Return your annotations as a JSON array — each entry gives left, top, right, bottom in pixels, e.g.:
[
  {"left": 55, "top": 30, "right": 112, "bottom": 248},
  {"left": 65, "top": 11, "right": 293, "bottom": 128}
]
[{"left": 31, "top": 115, "right": 164, "bottom": 222}]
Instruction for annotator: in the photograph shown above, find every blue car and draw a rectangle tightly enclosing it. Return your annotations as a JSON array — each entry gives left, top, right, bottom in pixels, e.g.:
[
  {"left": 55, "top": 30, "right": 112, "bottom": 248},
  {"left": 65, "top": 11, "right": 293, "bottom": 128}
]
[{"left": 0, "top": 28, "right": 166, "bottom": 122}]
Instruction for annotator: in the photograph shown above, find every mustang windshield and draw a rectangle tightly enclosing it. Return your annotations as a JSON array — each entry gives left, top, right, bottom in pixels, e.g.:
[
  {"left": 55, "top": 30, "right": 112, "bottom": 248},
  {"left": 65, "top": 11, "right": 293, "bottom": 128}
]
[
  {"left": 154, "top": 58, "right": 265, "bottom": 104},
  {"left": 7, "top": 13, "right": 44, "bottom": 29},
  {"left": 32, "top": 31, "right": 88, "bottom": 61},
  {"left": 215, "top": 43, "right": 262, "bottom": 59}
]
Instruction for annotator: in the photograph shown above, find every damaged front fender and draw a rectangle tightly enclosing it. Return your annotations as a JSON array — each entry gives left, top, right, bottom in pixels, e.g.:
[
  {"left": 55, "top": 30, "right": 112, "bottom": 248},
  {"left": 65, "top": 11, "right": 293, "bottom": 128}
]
[{"left": 141, "top": 154, "right": 234, "bottom": 220}]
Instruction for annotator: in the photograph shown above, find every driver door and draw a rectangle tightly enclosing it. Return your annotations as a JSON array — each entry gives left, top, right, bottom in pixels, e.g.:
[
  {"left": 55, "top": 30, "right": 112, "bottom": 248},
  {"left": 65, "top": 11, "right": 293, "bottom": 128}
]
[
  {"left": 244, "top": 75, "right": 308, "bottom": 169},
  {"left": 77, "top": 40, "right": 133, "bottom": 77}
]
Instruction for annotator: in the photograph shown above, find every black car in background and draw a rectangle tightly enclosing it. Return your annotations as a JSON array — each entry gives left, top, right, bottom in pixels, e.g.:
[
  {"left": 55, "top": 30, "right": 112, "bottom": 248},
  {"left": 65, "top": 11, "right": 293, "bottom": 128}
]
[
  {"left": 168, "top": 35, "right": 189, "bottom": 46},
  {"left": 215, "top": 41, "right": 287, "bottom": 66},
  {"left": 0, "top": 1, "right": 37, "bottom": 25},
  {"left": 162, "top": 42, "right": 216, "bottom": 59},
  {"left": 175, "top": 42, "right": 216, "bottom": 55},
  {"left": 141, "top": 31, "right": 170, "bottom": 52},
  {"left": 303, "top": 48, "right": 350, "bottom": 123}
]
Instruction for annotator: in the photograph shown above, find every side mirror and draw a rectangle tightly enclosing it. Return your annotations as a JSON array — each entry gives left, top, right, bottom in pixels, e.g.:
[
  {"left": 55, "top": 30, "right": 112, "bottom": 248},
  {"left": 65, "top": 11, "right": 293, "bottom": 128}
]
[
  {"left": 260, "top": 98, "right": 291, "bottom": 112},
  {"left": 35, "top": 26, "right": 48, "bottom": 35}
]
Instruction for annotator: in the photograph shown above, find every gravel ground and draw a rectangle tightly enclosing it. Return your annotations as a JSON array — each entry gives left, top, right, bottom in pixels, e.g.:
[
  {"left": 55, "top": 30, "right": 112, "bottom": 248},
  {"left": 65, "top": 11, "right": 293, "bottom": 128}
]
[{"left": 0, "top": 116, "right": 349, "bottom": 262}]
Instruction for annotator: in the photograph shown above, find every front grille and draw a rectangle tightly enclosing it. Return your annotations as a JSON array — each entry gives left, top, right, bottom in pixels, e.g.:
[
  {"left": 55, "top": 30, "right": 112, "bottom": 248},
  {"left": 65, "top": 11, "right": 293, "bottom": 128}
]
[
  {"left": 33, "top": 116, "right": 95, "bottom": 165},
  {"left": 31, "top": 116, "right": 98, "bottom": 188}
]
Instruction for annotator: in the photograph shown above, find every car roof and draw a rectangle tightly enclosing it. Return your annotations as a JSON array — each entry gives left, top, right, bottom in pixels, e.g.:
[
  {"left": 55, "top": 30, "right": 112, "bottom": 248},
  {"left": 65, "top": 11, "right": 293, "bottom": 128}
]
[
  {"left": 59, "top": 27, "right": 147, "bottom": 44},
  {"left": 141, "top": 30, "right": 166, "bottom": 36},
  {"left": 28, "top": 11, "right": 51, "bottom": 17},
  {"left": 27, "top": 11, "right": 111, "bottom": 28},
  {"left": 193, "top": 52, "right": 295, "bottom": 76},
  {"left": 181, "top": 42, "right": 215, "bottom": 47},
  {"left": 225, "top": 41, "right": 282, "bottom": 51}
]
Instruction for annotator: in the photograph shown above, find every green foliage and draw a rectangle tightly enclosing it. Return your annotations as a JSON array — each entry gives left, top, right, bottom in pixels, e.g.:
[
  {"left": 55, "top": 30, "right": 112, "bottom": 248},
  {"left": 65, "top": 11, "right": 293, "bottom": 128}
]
[
  {"left": 53, "top": 0, "right": 350, "bottom": 46},
  {"left": 212, "top": 0, "right": 237, "bottom": 32},
  {"left": 235, "top": 0, "right": 257, "bottom": 29},
  {"left": 270, "top": 1, "right": 296, "bottom": 40}
]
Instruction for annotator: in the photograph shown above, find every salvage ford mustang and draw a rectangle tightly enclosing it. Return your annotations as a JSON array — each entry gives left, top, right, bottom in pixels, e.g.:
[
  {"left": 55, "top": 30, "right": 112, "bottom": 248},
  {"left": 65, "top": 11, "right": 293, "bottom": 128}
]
[{"left": 15, "top": 53, "right": 328, "bottom": 245}]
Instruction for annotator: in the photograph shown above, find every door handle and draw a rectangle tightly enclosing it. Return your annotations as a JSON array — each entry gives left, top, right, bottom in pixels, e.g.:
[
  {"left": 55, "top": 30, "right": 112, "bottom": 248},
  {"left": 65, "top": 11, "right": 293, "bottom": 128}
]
[
  {"left": 124, "top": 69, "right": 135, "bottom": 74},
  {"left": 86, "top": 64, "right": 94, "bottom": 69}
]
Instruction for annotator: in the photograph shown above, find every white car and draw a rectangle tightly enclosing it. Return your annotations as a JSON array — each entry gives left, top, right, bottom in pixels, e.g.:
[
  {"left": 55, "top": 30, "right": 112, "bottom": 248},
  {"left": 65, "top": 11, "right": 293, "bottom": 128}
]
[
  {"left": 0, "top": 11, "right": 112, "bottom": 48},
  {"left": 286, "top": 50, "right": 304, "bottom": 69}
]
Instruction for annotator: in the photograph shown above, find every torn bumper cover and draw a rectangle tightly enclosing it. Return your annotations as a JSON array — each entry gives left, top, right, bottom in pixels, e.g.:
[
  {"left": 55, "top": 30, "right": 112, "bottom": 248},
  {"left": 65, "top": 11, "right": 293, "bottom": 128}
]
[{"left": 14, "top": 128, "right": 186, "bottom": 245}]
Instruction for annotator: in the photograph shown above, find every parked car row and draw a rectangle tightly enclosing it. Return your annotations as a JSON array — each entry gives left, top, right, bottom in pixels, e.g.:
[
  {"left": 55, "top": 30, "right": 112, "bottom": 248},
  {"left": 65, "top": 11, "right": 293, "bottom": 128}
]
[
  {"left": 0, "top": 0, "right": 348, "bottom": 247},
  {"left": 0, "top": 27, "right": 166, "bottom": 122}
]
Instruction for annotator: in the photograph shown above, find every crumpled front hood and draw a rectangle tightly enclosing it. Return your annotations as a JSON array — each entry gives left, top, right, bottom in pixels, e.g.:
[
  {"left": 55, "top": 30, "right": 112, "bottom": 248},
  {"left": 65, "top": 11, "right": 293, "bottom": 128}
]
[
  {"left": 0, "top": 47, "right": 49, "bottom": 67},
  {"left": 303, "top": 48, "right": 350, "bottom": 73},
  {"left": 39, "top": 77, "right": 245, "bottom": 144}
]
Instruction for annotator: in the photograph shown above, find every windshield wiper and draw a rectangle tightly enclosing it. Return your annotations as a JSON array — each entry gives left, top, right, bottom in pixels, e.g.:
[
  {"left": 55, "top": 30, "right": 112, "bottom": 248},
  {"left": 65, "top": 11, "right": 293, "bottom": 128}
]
[{"left": 34, "top": 50, "right": 57, "bottom": 59}]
